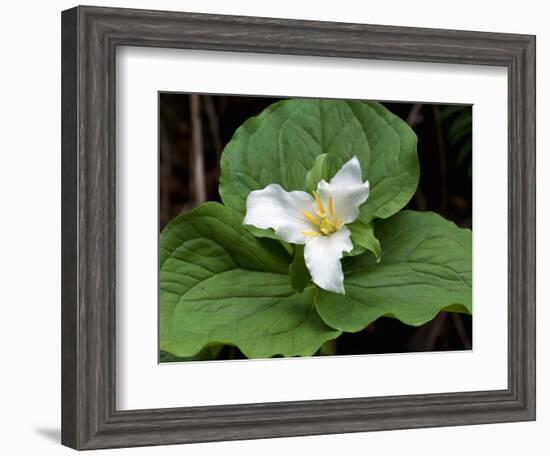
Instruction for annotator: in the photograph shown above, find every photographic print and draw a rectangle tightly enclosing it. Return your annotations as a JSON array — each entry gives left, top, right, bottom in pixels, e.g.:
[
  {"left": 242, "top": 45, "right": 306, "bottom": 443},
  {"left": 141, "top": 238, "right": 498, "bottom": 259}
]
[
  {"left": 158, "top": 94, "right": 472, "bottom": 362},
  {"left": 61, "top": 8, "right": 535, "bottom": 448}
]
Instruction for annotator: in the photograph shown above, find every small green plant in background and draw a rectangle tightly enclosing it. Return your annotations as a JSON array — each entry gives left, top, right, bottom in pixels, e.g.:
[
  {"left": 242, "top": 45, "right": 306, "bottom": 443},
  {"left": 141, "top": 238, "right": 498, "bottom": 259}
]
[
  {"left": 441, "top": 105, "right": 473, "bottom": 176},
  {"left": 159, "top": 99, "right": 472, "bottom": 360}
]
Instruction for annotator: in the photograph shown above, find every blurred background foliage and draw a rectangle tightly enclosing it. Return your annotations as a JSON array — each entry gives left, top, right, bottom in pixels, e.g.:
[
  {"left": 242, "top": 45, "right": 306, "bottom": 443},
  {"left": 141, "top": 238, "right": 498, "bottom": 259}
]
[{"left": 159, "top": 93, "right": 472, "bottom": 361}]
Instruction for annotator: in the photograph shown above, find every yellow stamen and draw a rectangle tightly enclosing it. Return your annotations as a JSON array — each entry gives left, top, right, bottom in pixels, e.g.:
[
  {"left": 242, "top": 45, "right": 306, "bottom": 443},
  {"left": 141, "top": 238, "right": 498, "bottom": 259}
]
[
  {"left": 302, "top": 209, "right": 319, "bottom": 225},
  {"left": 302, "top": 192, "right": 344, "bottom": 237},
  {"left": 313, "top": 191, "right": 326, "bottom": 215},
  {"left": 302, "top": 230, "right": 322, "bottom": 237},
  {"left": 319, "top": 221, "right": 330, "bottom": 235},
  {"left": 328, "top": 197, "right": 335, "bottom": 218}
]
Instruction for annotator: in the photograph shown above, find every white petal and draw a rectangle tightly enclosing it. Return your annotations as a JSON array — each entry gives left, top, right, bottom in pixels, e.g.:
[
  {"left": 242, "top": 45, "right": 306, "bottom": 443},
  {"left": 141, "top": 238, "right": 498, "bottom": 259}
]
[
  {"left": 304, "top": 226, "right": 353, "bottom": 295},
  {"left": 243, "top": 184, "right": 317, "bottom": 245},
  {"left": 317, "top": 156, "right": 369, "bottom": 223}
]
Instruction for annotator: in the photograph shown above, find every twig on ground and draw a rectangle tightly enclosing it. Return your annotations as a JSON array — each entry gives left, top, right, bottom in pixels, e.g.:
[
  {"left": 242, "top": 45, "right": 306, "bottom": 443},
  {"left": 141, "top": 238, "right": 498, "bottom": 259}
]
[
  {"left": 406, "top": 103, "right": 424, "bottom": 128},
  {"left": 159, "top": 118, "right": 173, "bottom": 224},
  {"left": 425, "top": 312, "right": 447, "bottom": 351},
  {"left": 190, "top": 94, "right": 207, "bottom": 205},
  {"left": 452, "top": 313, "right": 472, "bottom": 349},
  {"left": 203, "top": 95, "right": 223, "bottom": 174},
  {"left": 432, "top": 105, "right": 448, "bottom": 214}
]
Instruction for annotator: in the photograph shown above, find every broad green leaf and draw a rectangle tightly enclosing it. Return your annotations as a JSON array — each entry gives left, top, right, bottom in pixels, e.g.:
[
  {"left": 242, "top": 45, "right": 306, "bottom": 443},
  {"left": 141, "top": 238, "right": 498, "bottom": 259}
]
[
  {"left": 315, "top": 211, "right": 471, "bottom": 332},
  {"left": 347, "top": 220, "right": 381, "bottom": 260},
  {"left": 160, "top": 202, "right": 340, "bottom": 359},
  {"left": 289, "top": 244, "right": 311, "bottom": 293},
  {"left": 219, "top": 99, "right": 418, "bottom": 224},
  {"left": 353, "top": 102, "right": 419, "bottom": 223},
  {"left": 160, "top": 346, "right": 223, "bottom": 363}
]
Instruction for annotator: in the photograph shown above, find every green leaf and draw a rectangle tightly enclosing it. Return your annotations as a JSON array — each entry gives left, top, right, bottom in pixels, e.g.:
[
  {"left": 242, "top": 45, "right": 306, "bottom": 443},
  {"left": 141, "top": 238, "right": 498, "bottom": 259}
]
[
  {"left": 241, "top": 225, "right": 294, "bottom": 256},
  {"left": 304, "top": 153, "right": 330, "bottom": 193},
  {"left": 160, "top": 202, "right": 340, "bottom": 359},
  {"left": 448, "top": 111, "right": 472, "bottom": 145},
  {"left": 456, "top": 139, "right": 472, "bottom": 165},
  {"left": 160, "top": 346, "right": 223, "bottom": 363},
  {"left": 347, "top": 220, "right": 381, "bottom": 261},
  {"left": 315, "top": 210, "right": 472, "bottom": 332},
  {"left": 354, "top": 102, "right": 419, "bottom": 223},
  {"left": 289, "top": 244, "right": 311, "bottom": 292},
  {"left": 219, "top": 99, "right": 418, "bottom": 224},
  {"left": 440, "top": 105, "right": 465, "bottom": 120}
]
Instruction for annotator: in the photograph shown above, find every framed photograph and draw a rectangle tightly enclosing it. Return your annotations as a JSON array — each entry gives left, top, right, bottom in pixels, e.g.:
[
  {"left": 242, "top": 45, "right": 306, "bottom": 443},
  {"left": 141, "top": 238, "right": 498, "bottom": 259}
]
[{"left": 61, "top": 5, "right": 536, "bottom": 450}]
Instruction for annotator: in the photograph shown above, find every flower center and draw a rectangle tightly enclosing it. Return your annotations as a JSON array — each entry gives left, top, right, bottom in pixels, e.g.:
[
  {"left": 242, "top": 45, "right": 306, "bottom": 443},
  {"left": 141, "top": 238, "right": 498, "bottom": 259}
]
[{"left": 302, "top": 192, "right": 343, "bottom": 237}]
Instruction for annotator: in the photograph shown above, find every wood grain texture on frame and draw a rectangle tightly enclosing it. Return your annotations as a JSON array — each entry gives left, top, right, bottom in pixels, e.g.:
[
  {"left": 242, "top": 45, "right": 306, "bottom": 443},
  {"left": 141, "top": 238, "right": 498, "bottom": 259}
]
[{"left": 61, "top": 5, "right": 536, "bottom": 450}]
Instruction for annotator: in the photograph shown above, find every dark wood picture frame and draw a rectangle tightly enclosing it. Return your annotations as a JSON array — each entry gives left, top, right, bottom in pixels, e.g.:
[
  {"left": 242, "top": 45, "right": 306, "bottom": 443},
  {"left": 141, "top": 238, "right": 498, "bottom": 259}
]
[{"left": 61, "top": 5, "right": 536, "bottom": 450}]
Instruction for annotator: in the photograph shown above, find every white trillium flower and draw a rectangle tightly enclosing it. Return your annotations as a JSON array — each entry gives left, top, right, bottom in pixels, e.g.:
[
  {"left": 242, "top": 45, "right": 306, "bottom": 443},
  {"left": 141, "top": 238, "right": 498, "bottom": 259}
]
[{"left": 243, "top": 156, "right": 370, "bottom": 295}]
